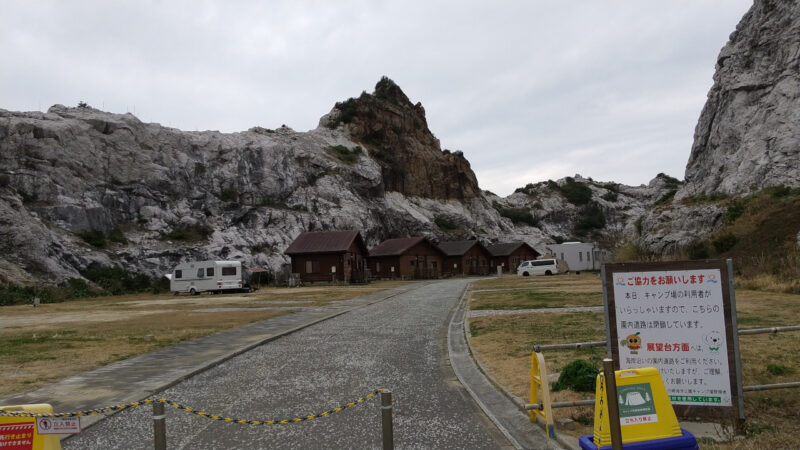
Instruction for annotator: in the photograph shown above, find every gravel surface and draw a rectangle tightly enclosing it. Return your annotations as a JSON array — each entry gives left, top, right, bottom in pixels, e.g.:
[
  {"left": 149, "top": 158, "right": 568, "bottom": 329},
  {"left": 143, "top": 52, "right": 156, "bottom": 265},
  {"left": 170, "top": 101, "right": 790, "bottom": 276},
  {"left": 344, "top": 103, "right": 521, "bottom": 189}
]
[{"left": 64, "top": 279, "right": 509, "bottom": 449}]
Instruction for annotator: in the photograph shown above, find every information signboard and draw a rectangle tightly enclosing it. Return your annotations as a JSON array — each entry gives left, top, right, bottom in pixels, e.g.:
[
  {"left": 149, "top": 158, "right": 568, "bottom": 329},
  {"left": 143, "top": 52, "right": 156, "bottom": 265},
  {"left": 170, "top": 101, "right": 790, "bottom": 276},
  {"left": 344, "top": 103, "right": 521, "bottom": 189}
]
[{"left": 602, "top": 259, "right": 744, "bottom": 420}]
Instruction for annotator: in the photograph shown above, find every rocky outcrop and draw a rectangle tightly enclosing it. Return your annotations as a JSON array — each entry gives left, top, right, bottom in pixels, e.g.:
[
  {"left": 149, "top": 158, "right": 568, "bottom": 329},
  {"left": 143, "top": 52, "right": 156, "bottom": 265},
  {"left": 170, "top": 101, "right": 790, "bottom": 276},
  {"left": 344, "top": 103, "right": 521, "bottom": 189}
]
[
  {"left": 682, "top": 0, "right": 800, "bottom": 199},
  {"left": 320, "top": 77, "right": 481, "bottom": 200}
]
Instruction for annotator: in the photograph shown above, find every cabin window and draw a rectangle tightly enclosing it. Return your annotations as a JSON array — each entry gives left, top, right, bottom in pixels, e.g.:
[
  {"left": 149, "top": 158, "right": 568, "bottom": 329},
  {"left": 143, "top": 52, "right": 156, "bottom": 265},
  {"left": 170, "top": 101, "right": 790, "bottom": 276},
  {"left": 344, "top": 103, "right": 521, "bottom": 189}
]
[
  {"left": 410, "top": 260, "right": 415, "bottom": 267},
  {"left": 376, "top": 262, "right": 381, "bottom": 272},
  {"left": 305, "top": 261, "right": 320, "bottom": 274},
  {"left": 579, "top": 252, "right": 583, "bottom": 262},
  {"left": 206, "top": 268, "right": 214, "bottom": 277},
  {"left": 196, "top": 268, "right": 204, "bottom": 278},
  {"left": 587, "top": 251, "right": 591, "bottom": 261},
  {"left": 175, "top": 270, "right": 182, "bottom": 279},
  {"left": 222, "top": 266, "right": 237, "bottom": 276}
]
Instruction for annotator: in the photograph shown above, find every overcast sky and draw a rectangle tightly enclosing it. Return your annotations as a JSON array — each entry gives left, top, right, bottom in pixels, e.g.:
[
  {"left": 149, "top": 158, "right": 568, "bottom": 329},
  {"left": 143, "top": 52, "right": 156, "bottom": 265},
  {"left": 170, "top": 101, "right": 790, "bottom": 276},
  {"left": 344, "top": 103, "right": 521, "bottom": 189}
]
[{"left": 1, "top": 1, "right": 753, "bottom": 196}]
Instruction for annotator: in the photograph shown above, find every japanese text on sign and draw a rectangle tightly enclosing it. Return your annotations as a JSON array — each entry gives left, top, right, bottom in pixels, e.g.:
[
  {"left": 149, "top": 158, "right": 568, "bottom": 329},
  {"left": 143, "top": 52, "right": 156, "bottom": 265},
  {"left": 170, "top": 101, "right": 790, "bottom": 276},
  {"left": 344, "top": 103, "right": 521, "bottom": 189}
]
[{"left": 613, "top": 269, "right": 732, "bottom": 406}]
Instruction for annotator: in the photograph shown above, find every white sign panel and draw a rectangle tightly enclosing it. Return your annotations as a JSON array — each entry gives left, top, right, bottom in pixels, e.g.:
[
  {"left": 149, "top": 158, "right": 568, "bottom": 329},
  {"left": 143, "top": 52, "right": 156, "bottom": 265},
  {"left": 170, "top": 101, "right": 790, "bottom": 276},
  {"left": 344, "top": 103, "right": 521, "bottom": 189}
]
[
  {"left": 36, "top": 416, "right": 81, "bottom": 434},
  {"left": 612, "top": 269, "right": 732, "bottom": 406}
]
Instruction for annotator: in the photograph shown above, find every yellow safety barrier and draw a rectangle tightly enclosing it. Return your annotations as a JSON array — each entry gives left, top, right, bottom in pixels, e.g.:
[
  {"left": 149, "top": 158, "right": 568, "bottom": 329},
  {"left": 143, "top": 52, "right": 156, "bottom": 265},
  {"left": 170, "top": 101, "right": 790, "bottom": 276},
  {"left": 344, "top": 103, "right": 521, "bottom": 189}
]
[
  {"left": 0, "top": 404, "right": 62, "bottom": 450},
  {"left": 0, "top": 389, "right": 386, "bottom": 426},
  {"left": 592, "top": 367, "right": 681, "bottom": 447},
  {"left": 529, "top": 352, "right": 555, "bottom": 438}
]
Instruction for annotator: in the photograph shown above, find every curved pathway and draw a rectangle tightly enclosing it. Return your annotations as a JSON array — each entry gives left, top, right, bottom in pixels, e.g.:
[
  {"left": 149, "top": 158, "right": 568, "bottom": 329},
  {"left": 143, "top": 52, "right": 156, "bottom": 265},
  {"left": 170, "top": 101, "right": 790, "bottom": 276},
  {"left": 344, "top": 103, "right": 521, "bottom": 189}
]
[{"left": 64, "top": 279, "right": 513, "bottom": 449}]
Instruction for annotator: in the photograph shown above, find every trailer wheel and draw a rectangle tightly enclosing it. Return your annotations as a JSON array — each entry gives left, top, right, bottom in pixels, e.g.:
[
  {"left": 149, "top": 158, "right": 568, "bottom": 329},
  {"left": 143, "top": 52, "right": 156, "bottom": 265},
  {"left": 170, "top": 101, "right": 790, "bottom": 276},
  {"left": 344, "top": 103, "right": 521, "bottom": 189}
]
[
  {"left": 522, "top": 272, "right": 530, "bottom": 277},
  {"left": 189, "top": 288, "right": 197, "bottom": 296},
  {"left": 545, "top": 270, "right": 553, "bottom": 276}
]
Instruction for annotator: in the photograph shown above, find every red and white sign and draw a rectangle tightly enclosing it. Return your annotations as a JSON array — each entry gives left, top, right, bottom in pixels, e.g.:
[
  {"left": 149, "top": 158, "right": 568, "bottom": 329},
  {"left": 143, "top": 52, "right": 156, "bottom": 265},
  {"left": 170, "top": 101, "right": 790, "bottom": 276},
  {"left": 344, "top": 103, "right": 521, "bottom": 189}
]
[
  {"left": 0, "top": 422, "right": 34, "bottom": 450},
  {"left": 36, "top": 416, "right": 81, "bottom": 434}
]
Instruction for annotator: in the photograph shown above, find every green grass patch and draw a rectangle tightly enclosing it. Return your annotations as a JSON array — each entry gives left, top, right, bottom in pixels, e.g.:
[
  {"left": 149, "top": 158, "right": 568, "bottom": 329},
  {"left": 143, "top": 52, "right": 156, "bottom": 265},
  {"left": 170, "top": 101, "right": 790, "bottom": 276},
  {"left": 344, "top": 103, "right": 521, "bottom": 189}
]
[
  {"left": 471, "top": 290, "right": 603, "bottom": 310},
  {"left": 327, "top": 145, "right": 362, "bottom": 165}
]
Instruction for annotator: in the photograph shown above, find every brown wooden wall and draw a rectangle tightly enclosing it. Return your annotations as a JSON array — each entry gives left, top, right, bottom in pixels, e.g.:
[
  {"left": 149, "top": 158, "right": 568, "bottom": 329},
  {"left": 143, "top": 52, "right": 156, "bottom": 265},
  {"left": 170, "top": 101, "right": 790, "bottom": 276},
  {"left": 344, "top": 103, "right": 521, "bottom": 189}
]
[
  {"left": 444, "top": 247, "right": 491, "bottom": 276},
  {"left": 290, "top": 242, "right": 367, "bottom": 283},
  {"left": 368, "top": 242, "right": 444, "bottom": 279}
]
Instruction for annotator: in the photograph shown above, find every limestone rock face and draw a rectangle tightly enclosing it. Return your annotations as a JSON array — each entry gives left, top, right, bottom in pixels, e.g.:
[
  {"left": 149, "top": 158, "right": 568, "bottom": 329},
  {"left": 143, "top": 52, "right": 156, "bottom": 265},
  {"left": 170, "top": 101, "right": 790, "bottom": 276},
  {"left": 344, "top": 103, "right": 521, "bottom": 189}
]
[
  {"left": 0, "top": 84, "right": 517, "bottom": 285},
  {"left": 682, "top": 0, "right": 800, "bottom": 199}
]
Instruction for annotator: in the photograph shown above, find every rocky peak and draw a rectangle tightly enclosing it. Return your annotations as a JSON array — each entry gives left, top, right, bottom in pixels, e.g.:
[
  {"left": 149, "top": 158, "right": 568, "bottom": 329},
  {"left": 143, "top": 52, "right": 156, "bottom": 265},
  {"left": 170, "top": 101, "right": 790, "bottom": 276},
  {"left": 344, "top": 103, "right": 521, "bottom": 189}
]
[
  {"left": 320, "top": 76, "right": 481, "bottom": 200},
  {"left": 681, "top": 0, "right": 800, "bottom": 199}
]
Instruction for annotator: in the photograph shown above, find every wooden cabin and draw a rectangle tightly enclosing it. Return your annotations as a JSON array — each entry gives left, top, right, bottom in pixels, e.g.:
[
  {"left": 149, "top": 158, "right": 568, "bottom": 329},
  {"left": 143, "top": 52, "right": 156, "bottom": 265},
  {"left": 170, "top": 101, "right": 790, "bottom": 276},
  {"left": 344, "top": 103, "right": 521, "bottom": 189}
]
[
  {"left": 437, "top": 240, "right": 492, "bottom": 276},
  {"left": 284, "top": 230, "right": 368, "bottom": 283},
  {"left": 486, "top": 242, "right": 540, "bottom": 273},
  {"left": 368, "top": 237, "right": 445, "bottom": 279}
]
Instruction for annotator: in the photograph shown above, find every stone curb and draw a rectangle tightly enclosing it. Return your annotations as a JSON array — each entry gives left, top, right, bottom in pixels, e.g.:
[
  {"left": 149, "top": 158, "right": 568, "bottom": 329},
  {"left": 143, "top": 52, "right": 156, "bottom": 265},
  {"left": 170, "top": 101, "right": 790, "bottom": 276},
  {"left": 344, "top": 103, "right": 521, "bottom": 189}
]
[{"left": 447, "top": 281, "right": 563, "bottom": 450}]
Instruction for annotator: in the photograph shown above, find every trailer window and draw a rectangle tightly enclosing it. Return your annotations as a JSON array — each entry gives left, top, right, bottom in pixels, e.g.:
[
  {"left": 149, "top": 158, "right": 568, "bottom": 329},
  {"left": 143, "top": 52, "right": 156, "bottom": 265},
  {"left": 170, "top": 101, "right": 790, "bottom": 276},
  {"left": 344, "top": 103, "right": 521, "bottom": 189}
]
[
  {"left": 206, "top": 268, "right": 214, "bottom": 277},
  {"left": 196, "top": 268, "right": 204, "bottom": 278},
  {"left": 174, "top": 270, "right": 182, "bottom": 279},
  {"left": 221, "top": 266, "right": 237, "bottom": 276}
]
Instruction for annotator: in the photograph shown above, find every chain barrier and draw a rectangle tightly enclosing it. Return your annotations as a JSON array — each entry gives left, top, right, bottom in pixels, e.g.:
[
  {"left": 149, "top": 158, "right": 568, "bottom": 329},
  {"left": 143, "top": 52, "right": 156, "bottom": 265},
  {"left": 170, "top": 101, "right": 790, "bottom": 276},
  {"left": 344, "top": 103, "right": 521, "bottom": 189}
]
[{"left": 0, "top": 389, "right": 386, "bottom": 425}]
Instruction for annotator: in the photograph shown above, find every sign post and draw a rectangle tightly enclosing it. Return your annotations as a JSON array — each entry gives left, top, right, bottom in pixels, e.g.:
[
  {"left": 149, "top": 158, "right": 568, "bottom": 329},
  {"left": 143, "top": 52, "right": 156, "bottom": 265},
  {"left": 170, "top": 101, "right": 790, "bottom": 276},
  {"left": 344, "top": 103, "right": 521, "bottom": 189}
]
[{"left": 602, "top": 259, "right": 744, "bottom": 423}]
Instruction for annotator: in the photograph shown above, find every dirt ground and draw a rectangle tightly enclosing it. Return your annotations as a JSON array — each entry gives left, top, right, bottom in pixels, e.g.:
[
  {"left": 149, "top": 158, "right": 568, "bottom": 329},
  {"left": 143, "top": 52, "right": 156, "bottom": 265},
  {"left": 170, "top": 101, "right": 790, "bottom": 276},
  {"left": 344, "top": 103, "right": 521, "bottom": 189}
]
[
  {"left": 466, "top": 273, "right": 800, "bottom": 449},
  {"left": 0, "top": 282, "right": 406, "bottom": 397}
]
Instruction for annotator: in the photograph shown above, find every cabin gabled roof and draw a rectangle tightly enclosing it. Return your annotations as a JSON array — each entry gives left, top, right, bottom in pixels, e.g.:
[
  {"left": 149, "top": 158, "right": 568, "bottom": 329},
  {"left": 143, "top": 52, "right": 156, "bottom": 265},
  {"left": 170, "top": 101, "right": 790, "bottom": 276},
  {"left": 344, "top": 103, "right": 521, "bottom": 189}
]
[
  {"left": 437, "top": 240, "right": 487, "bottom": 257},
  {"left": 369, "top": 237, "right": 445, "bottom": 257},
  {"left": 284, "top": 230, "right": 367, "bottom": 255},
  {"left": 486, "top": 242, "right": 538, "bottom": 257}
]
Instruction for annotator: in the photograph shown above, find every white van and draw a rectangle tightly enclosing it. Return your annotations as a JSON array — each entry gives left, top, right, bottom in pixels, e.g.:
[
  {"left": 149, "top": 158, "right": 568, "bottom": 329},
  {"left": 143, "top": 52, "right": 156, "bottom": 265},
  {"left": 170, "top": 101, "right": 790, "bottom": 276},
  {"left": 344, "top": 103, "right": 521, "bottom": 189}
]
[
  {"left": 517, "top": 258, "right": 560, "bottom": 276},
  {"left": 170, "top": 260, "right": 249, "bottom": 295}
]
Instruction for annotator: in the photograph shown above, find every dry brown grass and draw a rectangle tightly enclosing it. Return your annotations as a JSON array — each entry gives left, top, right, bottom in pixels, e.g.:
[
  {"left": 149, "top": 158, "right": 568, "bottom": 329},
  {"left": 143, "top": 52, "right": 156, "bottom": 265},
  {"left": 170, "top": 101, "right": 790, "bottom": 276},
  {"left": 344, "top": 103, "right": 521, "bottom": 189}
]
[
  {"left": 0, "top": 282, "right": 401, "bottom": 397},
  {"left": 467, "top": 276, "right": 800, "bottom": 448}
]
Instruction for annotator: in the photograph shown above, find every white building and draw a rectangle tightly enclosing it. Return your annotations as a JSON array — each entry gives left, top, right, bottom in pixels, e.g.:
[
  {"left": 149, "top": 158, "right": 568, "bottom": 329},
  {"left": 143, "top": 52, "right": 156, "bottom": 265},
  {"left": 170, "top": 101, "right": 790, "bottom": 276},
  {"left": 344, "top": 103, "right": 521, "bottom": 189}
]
[{"left": 546, "top": 242, "right": 601, "bottom": 272}]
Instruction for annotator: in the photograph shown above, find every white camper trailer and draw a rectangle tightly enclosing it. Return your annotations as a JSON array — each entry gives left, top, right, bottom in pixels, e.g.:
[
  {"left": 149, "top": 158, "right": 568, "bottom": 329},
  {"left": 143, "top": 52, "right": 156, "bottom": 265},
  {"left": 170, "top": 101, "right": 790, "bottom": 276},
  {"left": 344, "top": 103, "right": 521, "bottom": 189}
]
[{"left": 170, "top": 260, "right": 249, "bottom": 295}]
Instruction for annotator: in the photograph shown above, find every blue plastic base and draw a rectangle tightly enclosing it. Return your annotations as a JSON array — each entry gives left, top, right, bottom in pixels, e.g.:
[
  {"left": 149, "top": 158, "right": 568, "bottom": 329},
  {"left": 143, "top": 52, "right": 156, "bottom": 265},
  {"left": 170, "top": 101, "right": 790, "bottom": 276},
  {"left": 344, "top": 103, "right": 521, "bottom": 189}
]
[{"left": 578, "top": 428, "right": 698, "bottom": 450}]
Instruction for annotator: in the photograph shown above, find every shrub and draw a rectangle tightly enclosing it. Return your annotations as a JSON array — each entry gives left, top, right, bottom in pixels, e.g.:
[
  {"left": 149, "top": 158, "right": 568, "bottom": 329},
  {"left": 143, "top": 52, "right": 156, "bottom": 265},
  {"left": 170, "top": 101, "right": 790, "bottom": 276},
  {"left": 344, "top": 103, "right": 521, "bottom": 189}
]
[
  {"left": 655, "top": 190, "right": 676, "bottom": 206},
  {"left": 251, "top": 242, "right": 274, "bottom": 254},
  {"left": 494, "top": 205, "right": 538, "bottom": 227},
  {"left": 108, "top": 228, "right": 127, "bottom": 244},
  {"left": 434, "top": 216, "right": 458, "bottom": 231},
  {"left": 712, "top": 233, "right": 738, "bottom": 253},
  {"left": 0, "top": 285, "right": 53, "bottom": 306},
  {"left": 766, "top": 363, "right": 795, "bottom": 375},
  {"left": 601, "top": 191, "right": 618, "bottom": 202},
  {"left": 165, "top": 224, "right": 212, "bottom": 241},
  {"left": 656, "top": 173, "right": 681, "bottom": 189},
  {"left": 329, "top": 98, "right": 359, "bottom": 128},
  {"left": 686, "top": 240, "right": 709, "bottom": 260},
  {"left": 220, "top": 187, "right": 238, "bottom": 202},
  {"left": 552, "top": 360, "right": 599, "bottom": 393},
  {"left": 725, "top": 198, "right": 748, "bottom": 224},
  {"left": 558, "top": 177, "right": 592, "bottom": 205},
  {"left": 64, "top": 278, "right": 95, "bottom": 299},
  {"left": 83, "top": 266, "right": 151, "bottom": 295},
  {"left": 78, "top": 230, "right": 107, "bottom": 249},
  {"left": 327, "top": 145, "right": 360, "bottom": 165},
  {"left": 763, "top": 185, "right": 793, "bottom": 198},
  {"left": 575, "top": 204, "right": 605, "bottom": 236}
]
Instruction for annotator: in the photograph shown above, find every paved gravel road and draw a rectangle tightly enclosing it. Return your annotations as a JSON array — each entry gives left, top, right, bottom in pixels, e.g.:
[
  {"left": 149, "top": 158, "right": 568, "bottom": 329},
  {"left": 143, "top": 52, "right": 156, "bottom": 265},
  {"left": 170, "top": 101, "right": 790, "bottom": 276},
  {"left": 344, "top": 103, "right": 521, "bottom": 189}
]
[{"left": 64, "top": 279, "right": 512, "bottom": 449}]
